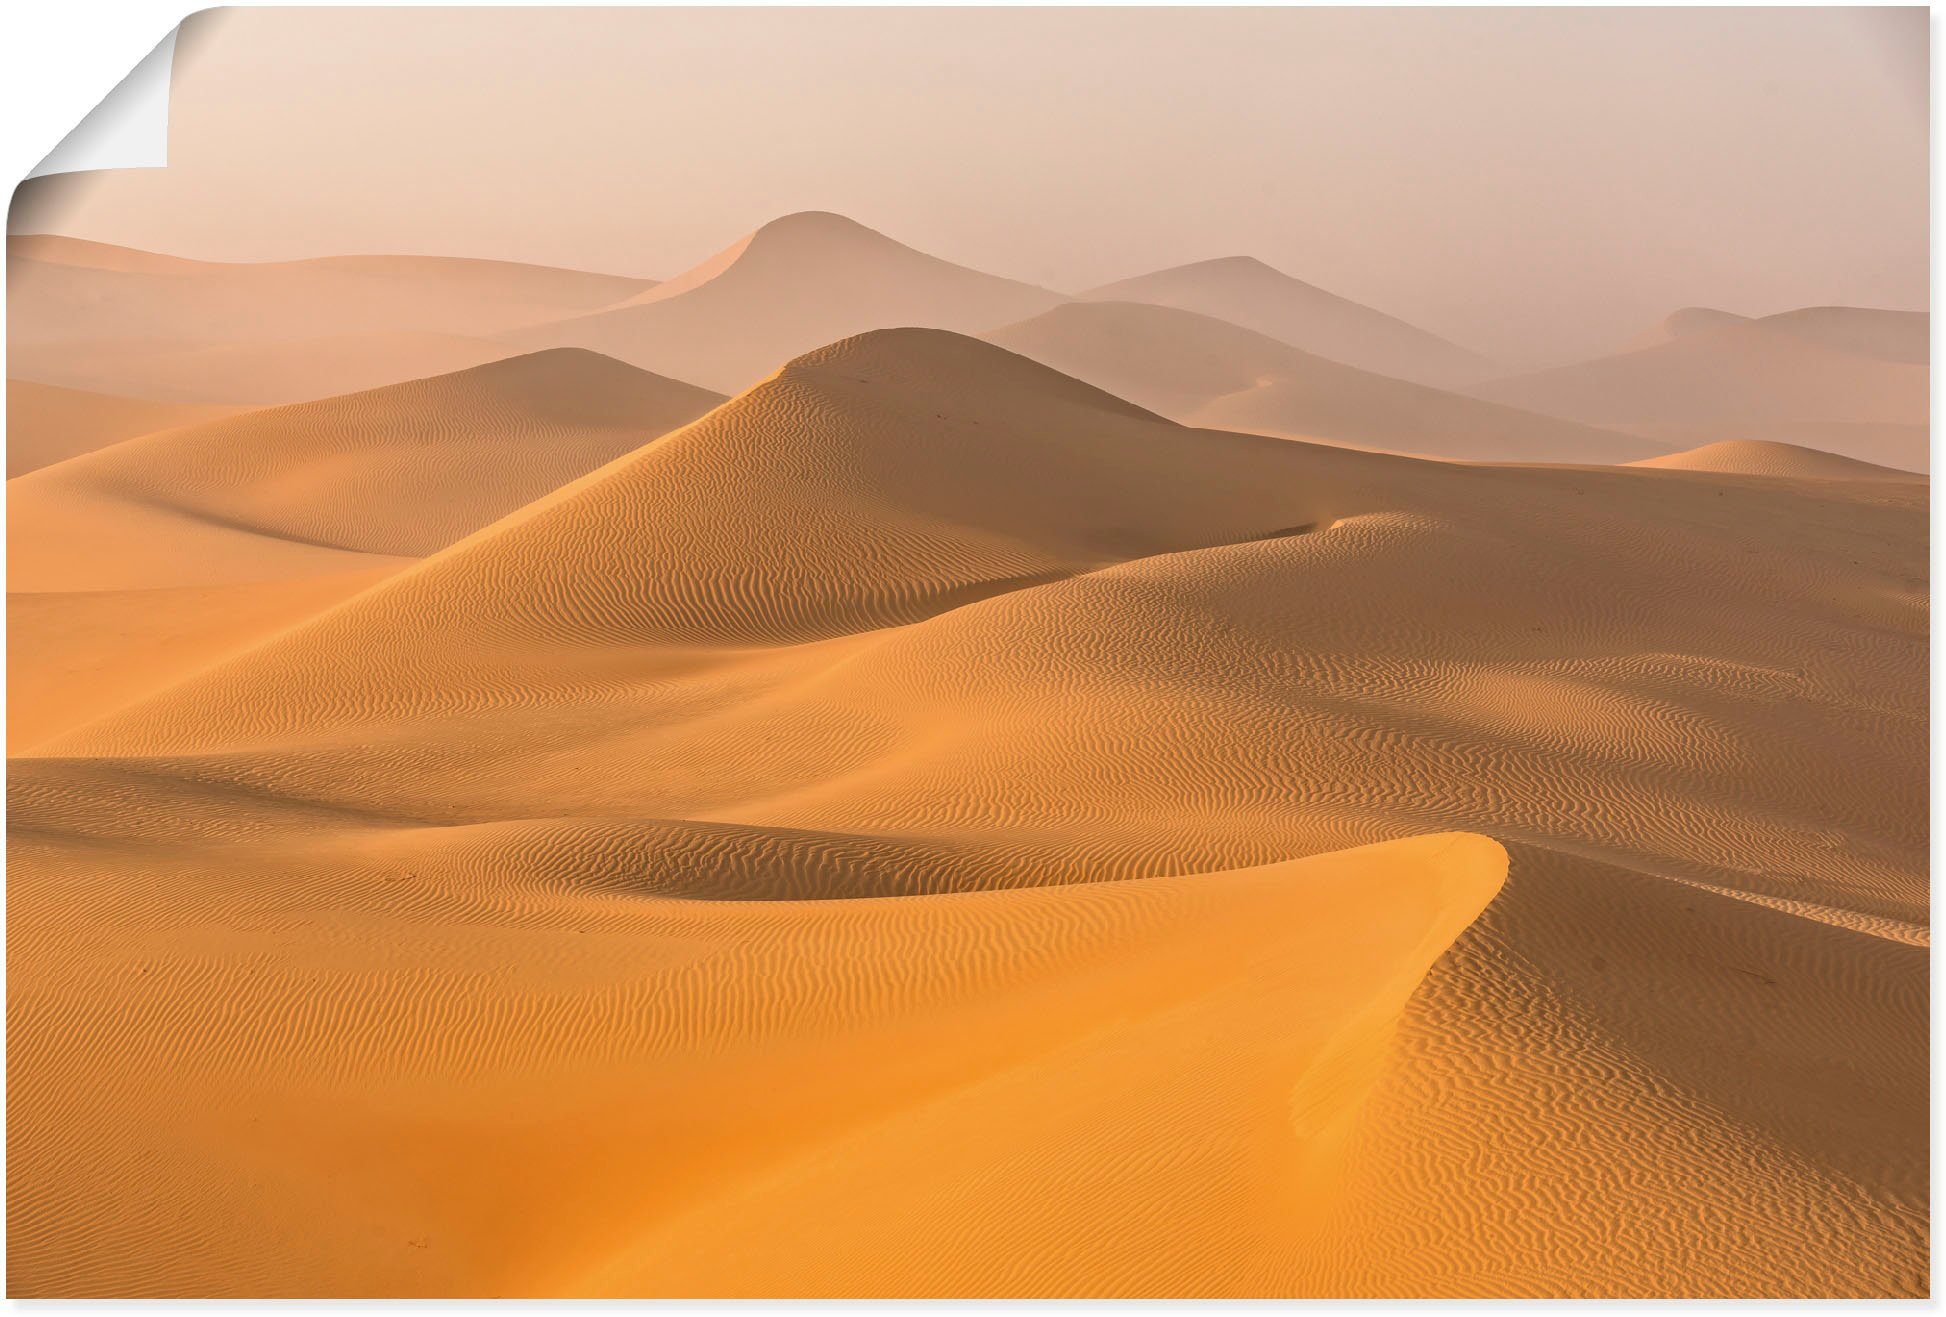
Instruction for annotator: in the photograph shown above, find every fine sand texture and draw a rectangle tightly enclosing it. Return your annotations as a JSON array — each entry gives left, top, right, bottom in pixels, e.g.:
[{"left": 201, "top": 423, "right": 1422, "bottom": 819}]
[
  {"left": 986, "top": 300, "right": 1660, "bottom": 462},
  {"left": 7, "top": 350, "right": 722, "bottom": 748},
  {"left": 1081, "top": 256, "right": 1495, "bottom": 387},
  {"left": 10, "top": 328, "right": 1926, "bottom": 1297}
]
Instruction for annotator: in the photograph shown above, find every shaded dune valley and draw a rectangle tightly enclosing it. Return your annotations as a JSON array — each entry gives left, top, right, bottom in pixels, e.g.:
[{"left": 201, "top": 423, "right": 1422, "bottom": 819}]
[{"left": 3, "top": 220, "right": 1930, "bottom": 1298}]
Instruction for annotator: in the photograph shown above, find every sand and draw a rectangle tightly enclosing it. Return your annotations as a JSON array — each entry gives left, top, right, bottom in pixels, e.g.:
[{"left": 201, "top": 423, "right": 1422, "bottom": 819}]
[
  {"left": 497, "top": 211, "right": 1066, "bottom": 392},
  {"left": 986, "top": 300, "right": 1661, "bottom": 462},
  {"left": 1631, "top": 438, "right": 1926, "bottom": 481},
  {"left": 1081, "top": 255, "right": 1495, "bottom": 387},
  {"left": 10, "top": 324, "right": 1927, "bottom": 1297},
  {"left": 1467, "top": 306, "right": 1929, "bottom": 471},
  {"left": 8, "top": 235, "right": 652, "bottom": 405},
  {"left": 6, "top": 350, "right": 723, "bottom": 748},
  {"left": 6, "top": 380, "right": 244, "bottom": 476},
  {"left": 9, "top": 348, "right": 724, "bottom": 589}
]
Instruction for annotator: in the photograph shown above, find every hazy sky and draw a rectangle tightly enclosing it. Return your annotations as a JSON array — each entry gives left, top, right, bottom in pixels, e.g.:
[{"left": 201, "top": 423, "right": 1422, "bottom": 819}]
[{"left": 11, "top": 6, "right": 1930, "bottom": 363}]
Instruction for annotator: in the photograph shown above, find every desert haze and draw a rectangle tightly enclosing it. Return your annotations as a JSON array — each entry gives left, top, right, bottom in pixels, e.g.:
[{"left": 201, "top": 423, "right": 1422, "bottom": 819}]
[{"left": 3, "top": 7, "right": 1930, "bottom": 1297}]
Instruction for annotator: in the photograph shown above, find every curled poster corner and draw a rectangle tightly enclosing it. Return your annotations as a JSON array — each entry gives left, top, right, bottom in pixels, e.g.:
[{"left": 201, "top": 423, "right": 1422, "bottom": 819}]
[{"left": 26, "top": 25, "right": 181, "bottom": 180}]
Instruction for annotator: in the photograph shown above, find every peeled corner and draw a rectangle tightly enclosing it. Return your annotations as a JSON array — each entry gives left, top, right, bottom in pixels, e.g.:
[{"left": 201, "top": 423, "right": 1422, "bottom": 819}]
[{"left": 26, "top": 25, "right": 180, "bottom": 182}]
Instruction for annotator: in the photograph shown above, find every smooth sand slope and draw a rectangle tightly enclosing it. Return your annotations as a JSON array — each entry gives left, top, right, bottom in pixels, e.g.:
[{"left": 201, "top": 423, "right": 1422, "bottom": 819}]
[
  {"left": 987, "top": 300, "right": 1660, "bottom": 462},
  {"left": 10, "top": 348, "right": 725, "bottom": 587},
  {"left": 1632, "top": 438, "right": 1926, "bottom": 482},
  {"left": 8, "top": 349, "right": 722, "bottom": 749},
  {"left": 8, "top": 822, "right": 1502, "bottom": 1297},
  {"left": 8, "top": 235, "right": 650, "bottom": 404},
  {"left": 497, "top": 211, "right": 1065, "bottom": 392},
  {"left": 13, "top": 331, "right": 1926, "bottom": 1296},
  {"left": 8, "top": 331, "right": 521, "bottom": 408},
  {"left": 6, "top": 380, "right": 244, "bottom": 476},
  {"left": 1082, "top": 256, "right": 1493, "bottom": 387},
  {"left": 1469, "top": 307, "right": 1929, "bottom": 471}
]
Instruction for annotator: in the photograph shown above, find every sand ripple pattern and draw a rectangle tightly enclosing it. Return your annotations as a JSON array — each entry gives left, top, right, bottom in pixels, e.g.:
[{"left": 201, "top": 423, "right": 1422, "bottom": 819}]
[{"left": 12, "top": 331, "right": 1929, "bottom": 1296}]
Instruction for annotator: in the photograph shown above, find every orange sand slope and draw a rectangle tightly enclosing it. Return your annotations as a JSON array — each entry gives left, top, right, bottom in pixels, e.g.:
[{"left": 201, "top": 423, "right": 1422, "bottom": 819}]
[
  {"left": 6, "top": 826, "right": 1502, "bottom": 1297},
  {"left": 1632, "top": 438, "right": 1926, "bottom": 482},
  {"left": 1468, "top": 306, "right": 1929, "bottom": 471},
  {"left": 8, "top": 235, "right": 650, "bottom": 404},
  {"left": 13, "top": 331, "right": 1926, "bottom": 1296},
  {"left": 6, "top": 569, "right": 398, "bottom": 754},
  {"left": 5, "top": 380, "right": 244, "bottom": 476},
  {"left": 499, "top": 211, "right": 1065, "bottom": 392},
  {"left": 987, "top": 299, "right": 1659, "bottom": 462},
  {"left": 9, "top": 348, "right": 724, "bottom": 589},
  {"left": 7, "top": 350, "right": 721, "bottom": 750},
  {"left": 1082, "top": 255, "right": 1494, "bottom": 387}
]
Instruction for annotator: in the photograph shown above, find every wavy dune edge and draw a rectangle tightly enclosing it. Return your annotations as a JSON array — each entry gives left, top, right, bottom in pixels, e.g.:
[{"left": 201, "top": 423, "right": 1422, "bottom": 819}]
[
  {"left": 7, "top": 827, "right": 1503, "bottom": 1297},
  {"left": 4, "top": 227, "right": 1929, "bottom": 1302}
]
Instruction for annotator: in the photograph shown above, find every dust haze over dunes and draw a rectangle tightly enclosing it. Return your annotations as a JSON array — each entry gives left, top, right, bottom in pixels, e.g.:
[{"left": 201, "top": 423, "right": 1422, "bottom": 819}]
[
  {"left": 6, "top": 379, "right": 244, "bottom": 476},
  {"left": 986, "top": 300, "right": 1659, "bottom": 463},
  {"left": 7, "top": 234, "right": 649, "bottom": 404},
  {"left": 1467, "top": 306, "right": 1930, "bottom": 472},
  {"left": 496, "top": 211, "right": 1067, "bottom": 392},
  {"left": 1082, "top": 256, "right": 1496, "bottom": 388},
  {"left": 5, "top": 203, "right": 1931, "bottom": 1299}
]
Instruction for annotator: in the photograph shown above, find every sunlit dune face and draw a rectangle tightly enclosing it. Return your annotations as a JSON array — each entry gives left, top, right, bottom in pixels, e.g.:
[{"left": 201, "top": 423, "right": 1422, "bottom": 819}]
[{"left": 2, "top": 7, "right": 1929, "bottom": 1299}]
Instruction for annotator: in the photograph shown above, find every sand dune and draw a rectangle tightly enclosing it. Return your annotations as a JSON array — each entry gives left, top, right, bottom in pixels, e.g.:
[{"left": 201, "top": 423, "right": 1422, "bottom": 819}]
[
  {"left": 8, "top": 330, "right": 522, "bottom": 407},
  {"left": 7, "top": 819, "right": 1502, "bottom": 1297},
  {"left": 1082, "top": 256, "right": 1493, "bottom": 387},
  {"left": 6, "top": 380, "right": 244, "bottom": 476},
  {"left": 7, "top": 569, "right": 396, "bottom": 753},
  {"left": 1632, "top": 438, "right": 1925, "bottom": 481},
  {"left": 1619, "top": 306, "right": 1753, "bottom": 351},
  {"left": 9, "top": 234, "right": 649, "bottom": 345},
  {"left": 9, "top": 348, "right": 724, "bottom": 588},
  {"left": 8, "top": 351, "right": 722, "bottom": 746},
  {"left": 986, "top": 300, "right": 1660, "bottom": 462},
  {"left": 8, "top": 235, "right": 650, "bottom": 403},
  {"left": 1469, "top": 306, "right": 1929, "bottom": 471},
  {"left": 18, "top": 329, "right": 1925, "bottom": 1296},
  {"left": 497, "top": 211, "right": 1065, "bottom": 392}
]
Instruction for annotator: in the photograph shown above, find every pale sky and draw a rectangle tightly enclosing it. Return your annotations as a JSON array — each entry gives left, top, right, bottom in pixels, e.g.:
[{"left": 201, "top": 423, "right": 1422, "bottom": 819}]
[{"left": 10, "top": 6, "right": 1930, "bottom": 364}]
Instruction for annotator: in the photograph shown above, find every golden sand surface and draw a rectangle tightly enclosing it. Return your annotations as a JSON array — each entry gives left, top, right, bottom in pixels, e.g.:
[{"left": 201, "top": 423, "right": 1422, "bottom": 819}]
[{"left": 5, "top": 234, "right": 1929, "bottom": 1297}]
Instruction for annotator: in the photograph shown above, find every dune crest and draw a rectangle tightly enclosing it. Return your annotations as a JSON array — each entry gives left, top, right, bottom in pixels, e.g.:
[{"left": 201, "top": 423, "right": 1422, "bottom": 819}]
[
  {"left": 1631, "top": 438, "right": 1924, "bottom": 481},
  {"left": 1081, "top": 255, "right": 1494, "bottom": 387},
  {"left": 7, "top": 295, "right": 1928, "bottom": 1299},
  {"left": 9, "top": 348, "right": 725, "bottom": 588},
  {"left": 1469, "top": 306, "right": 1929, "bottom": 471},
  {"left": 496, "top": 212, "right": 1066, "bottom": 391},
  {"left": 8, "top": 235, "right": 652, "bottom": 404},
  {"left": 6, "top": 380, "right": 244, "bottom": 476},
  {"left": 6, "top": 827, "right": 1504, "bottom": 1297},
  {"left": 987, "top": 300, "right": 1659, "bottom": 462}
]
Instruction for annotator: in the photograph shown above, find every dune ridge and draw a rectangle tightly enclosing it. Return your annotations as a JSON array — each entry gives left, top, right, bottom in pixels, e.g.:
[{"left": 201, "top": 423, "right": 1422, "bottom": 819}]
[
  {"left": 6, "top": 380, "right": 245, "bottom": 476},
  {"left": 6, "top": 350, "right": 723, "bottom": 749},
  {"left": 6, "top": 826, "right": 1503, "bottom": 1297},
  {"left": 496, "top": 212, "right": 1066, "bottom": 392},
  {"left": 1631, "top": 438, "right": 1924, "bottom": 481},
  {"left": 1082, "top": 255, "right": 1494, "bottom": 387},
  {"left": 9, "top": 348, "right": 725, "bottom": 589},
  {"left": 1468, "top": 306, "right": 1929, "bottom": 471},
  {"left": 15, "top": 329, "right": 1926, "bottom": 1296},
  {"left": 8, "top": 235, "right": 653, "bottom": 404},
  {"left": 986, "top": 300, "right": 1660, "bottom": 462}
]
